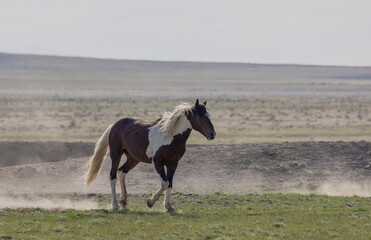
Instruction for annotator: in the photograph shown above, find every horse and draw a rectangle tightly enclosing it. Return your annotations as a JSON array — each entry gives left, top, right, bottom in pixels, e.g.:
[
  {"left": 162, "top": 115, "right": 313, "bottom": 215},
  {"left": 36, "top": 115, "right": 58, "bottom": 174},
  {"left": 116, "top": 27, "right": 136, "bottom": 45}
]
[{"left": 84, "top": 99, "right": 216, "bottom": 212}]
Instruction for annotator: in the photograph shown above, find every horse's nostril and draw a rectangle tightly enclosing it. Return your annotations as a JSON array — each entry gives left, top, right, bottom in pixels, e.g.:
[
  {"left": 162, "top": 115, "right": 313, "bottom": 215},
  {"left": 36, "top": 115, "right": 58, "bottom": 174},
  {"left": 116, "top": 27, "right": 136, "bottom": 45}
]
[{"left": 209, "top": 131, "right": 216, "bottom": 139}]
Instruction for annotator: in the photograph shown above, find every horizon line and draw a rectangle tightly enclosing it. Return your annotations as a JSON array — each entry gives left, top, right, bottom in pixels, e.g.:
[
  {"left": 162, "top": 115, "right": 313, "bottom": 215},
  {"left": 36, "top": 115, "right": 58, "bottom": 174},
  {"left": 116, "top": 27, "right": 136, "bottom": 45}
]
[{"left": 1, "top": 51, "right": 370, "bottom": 68}]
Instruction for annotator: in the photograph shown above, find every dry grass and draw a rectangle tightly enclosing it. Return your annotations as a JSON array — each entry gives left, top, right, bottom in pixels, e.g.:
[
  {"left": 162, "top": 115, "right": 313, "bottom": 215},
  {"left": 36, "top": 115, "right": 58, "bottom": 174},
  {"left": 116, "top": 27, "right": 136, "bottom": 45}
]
[{"left": 0, "top": 96, "right": 370, "bottom": 143}]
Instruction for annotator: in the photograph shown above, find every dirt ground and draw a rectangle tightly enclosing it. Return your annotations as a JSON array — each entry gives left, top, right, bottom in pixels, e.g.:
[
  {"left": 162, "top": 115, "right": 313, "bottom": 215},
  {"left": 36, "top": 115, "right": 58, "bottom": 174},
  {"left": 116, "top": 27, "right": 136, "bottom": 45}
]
[{"left": 0, "top": 141, "right": 370, "bottom": 198}]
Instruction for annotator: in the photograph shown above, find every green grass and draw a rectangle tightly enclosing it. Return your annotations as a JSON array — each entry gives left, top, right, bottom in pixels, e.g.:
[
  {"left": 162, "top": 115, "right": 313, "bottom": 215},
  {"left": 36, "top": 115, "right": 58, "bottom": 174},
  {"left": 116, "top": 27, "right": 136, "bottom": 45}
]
[{"left": 1, "top": 193, "right": 370, "bottom": 239}]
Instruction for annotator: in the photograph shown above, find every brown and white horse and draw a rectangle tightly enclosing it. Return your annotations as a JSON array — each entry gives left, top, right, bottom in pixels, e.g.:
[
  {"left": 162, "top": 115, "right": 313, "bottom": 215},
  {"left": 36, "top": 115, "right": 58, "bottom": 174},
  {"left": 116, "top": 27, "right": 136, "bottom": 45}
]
[{"left": 84, "top": 99, "right": 215, "bottom": 212}]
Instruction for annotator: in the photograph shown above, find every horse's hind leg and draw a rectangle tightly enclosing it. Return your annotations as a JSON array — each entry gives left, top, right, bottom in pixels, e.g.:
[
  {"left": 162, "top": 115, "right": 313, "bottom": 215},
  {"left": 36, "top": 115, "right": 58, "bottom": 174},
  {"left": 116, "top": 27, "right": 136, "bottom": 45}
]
[
  {"left": 117, "top": 154, "right": 139, "bottom": 209},
  {"left": 109, "top": 148, "right": 123, "bottom": 210}
]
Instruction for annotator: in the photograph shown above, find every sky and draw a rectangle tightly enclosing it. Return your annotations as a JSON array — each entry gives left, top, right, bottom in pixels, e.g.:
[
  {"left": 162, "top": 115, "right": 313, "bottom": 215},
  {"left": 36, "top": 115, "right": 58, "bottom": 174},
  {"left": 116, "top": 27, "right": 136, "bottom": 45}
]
[{"left": 1, "top": 0, "right": 370, "bottom": 66}]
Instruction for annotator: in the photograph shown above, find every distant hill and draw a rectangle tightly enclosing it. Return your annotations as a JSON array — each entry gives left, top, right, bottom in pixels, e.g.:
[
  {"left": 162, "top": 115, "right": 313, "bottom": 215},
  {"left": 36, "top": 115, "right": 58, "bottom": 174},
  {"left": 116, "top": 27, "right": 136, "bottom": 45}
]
[
  {"left": 0, "top": 52, "right": 370, "bottom": 98},
  {"left": 1, "top": 52, "right": 371, "bottom": 80}
]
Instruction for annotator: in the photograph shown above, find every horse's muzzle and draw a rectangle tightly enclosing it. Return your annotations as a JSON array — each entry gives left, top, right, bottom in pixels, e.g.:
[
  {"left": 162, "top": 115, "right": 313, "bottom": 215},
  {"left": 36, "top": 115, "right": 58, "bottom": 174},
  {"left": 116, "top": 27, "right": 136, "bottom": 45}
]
[{"left": 207, "top": 131, "right": 216, "bottom": 140}]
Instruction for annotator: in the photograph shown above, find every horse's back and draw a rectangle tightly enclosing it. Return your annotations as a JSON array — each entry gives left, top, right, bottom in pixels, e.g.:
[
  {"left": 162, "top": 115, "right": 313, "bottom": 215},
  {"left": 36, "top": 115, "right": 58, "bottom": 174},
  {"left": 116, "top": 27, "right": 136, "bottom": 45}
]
[{"left": 109, "top": 117, "right": 155, "bottom": 163}]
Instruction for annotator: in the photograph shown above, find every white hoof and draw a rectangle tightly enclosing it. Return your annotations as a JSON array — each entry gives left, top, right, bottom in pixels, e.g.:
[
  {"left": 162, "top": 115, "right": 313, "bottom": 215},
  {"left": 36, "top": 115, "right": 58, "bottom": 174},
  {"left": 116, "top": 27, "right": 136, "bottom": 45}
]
[{"left": 112, "top": 200, "right": 120, "bottom": 210}]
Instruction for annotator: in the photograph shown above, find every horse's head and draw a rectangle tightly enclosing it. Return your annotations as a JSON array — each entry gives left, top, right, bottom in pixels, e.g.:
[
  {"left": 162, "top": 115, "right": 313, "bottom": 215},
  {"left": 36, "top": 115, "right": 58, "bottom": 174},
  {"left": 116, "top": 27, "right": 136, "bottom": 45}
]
[{"left": 186, "top": 99, "right": 216, "bottom": 140}]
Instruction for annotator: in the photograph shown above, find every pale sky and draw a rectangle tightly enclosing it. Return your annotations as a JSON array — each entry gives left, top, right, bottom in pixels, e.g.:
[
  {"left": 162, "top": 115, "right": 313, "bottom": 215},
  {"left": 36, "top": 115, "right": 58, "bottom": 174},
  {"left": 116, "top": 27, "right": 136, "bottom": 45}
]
[{"left": 1, "top": 0, "right": 370, "bottom": 66}]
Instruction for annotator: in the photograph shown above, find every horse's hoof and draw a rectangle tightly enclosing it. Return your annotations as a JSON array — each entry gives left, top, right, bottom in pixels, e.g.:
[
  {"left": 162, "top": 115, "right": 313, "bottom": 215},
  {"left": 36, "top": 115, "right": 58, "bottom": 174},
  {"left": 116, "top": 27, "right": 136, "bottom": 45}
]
[
  {"left": 147, "top": 199, "right": 154, "bottom": 208},
  {"left": 112, "top": 205, "right": 119, "bottom": 211},
  {"left": 112, "top": 200, "right": 120, "bottom": 211},
  {"left": 119, "top": 200, "right": 127, "bottom": 209},
  {"left": 164, "top": 205, "right": 176, "bottom": 213}
]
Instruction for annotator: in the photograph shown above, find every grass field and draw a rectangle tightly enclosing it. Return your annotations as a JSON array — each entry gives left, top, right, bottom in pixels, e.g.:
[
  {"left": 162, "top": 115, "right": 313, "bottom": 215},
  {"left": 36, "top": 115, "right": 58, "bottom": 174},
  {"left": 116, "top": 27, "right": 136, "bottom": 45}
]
[{"left": 1, "top": 193, "right": 370, "bottom": 239}]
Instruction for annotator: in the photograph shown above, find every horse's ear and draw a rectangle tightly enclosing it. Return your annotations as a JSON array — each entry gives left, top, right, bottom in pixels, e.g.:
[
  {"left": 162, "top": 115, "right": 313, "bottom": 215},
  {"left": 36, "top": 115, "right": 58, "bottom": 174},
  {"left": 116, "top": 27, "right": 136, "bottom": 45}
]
[
  {"left": 203, "top": 101, "right": 207, "bottom": 106},
  {"left": 195, "top": 99, "right": 199, "bottom": 107}
]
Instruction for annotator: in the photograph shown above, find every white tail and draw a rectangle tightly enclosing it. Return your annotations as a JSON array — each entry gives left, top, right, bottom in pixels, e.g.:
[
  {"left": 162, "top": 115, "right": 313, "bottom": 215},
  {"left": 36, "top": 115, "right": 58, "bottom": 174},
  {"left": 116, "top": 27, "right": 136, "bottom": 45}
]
[{"left": 84, "top": 125, "right": 113, "bottom": 185}]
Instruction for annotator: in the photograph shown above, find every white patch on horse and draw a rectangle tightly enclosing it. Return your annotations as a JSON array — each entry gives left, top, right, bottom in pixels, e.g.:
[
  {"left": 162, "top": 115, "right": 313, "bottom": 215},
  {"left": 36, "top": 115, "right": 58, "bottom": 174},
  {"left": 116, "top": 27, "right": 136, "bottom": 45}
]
[
  {"left": 118, "top": 171, "right": 127, "bottom": 195},
  {"left": 118, "top": 171, "right": 127, "bottom": 208},
  {"left": 146, "top": 103, "right": 192, "bottom": 158},
  {"left": 118, "top": 171, "right": 126, "bottom": 183},
  {"left": 164, "top": 187, "right": 172, "bottom": 208},
  {"left": 109, "top": 177, "right": 119, "bottom": 210},
  {"left": 158, "top": 174, "right": 167, "bottom": 184},
  {"left": 147, "top": 177, "right": 169, "bottom": 206}
]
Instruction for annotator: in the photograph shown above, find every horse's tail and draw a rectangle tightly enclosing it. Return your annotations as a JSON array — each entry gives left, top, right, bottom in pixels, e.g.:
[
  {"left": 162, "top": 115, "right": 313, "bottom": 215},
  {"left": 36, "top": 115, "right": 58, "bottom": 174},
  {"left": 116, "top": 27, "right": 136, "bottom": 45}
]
[{"left": 84, "top": 124, "right": 113, "bottom": 186}]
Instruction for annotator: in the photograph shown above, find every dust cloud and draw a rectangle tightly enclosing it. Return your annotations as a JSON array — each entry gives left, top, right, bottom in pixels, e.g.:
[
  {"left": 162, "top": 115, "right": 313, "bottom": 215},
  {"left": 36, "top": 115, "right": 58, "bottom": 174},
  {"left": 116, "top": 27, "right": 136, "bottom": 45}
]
[
  {"left": 316, "top": 180, "right": 371, "bottom": 197},
  {"left": 0, "top": 196, "right": 105, "bottom": 210},
  {"left": 0, "top": 142, "right": 370, "bottom": 210}
]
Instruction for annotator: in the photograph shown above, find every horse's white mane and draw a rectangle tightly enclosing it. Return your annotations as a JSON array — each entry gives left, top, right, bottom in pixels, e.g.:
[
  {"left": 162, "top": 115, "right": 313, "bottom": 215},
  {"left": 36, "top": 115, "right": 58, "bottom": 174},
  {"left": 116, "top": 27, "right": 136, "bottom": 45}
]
[
  {"left": 157, "top": 103, "right": 192, "bottom": 135},
  {"left": 146, "top": 103, "right": 193, "bottom": 158}
]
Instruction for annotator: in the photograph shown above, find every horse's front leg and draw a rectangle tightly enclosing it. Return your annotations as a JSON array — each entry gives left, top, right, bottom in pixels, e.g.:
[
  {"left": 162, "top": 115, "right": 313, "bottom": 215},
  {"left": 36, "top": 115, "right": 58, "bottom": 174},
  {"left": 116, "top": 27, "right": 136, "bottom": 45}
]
[
  {"left": 147, "top": 160, "right": 168, "bottom": 208},
  {"left": 164, "top": 163, "right": 178, "bottom": 212}
]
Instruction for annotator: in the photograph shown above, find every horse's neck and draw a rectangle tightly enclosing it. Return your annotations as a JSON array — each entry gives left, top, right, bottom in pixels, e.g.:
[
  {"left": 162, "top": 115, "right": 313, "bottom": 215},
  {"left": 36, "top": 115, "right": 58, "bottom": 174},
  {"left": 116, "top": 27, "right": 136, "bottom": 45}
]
[
  {"left": 170, "top": 114, "right": 192, "bottom": 137},
  {"left": 146, "top": 117, "right": 192, "bottom": 159},
  {"left": 162, "top": 116, "right": 192, "bottom": 145},
  {"left": 173, "top": 128, "right": 192, "bottom": 146}
]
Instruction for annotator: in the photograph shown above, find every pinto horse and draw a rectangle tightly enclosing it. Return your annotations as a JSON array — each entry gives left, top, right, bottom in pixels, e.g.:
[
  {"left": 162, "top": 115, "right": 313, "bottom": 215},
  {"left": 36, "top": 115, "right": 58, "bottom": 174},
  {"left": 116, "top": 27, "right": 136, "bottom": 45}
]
[{"left": 84, "top": 99, "right": 215, "bottom": 212}]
